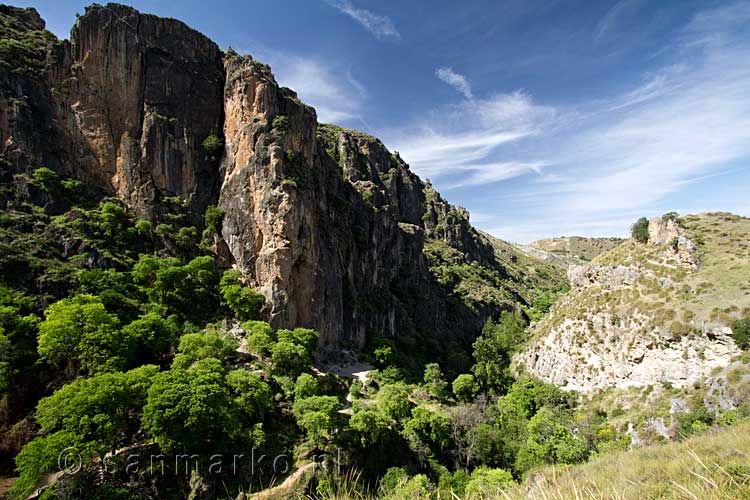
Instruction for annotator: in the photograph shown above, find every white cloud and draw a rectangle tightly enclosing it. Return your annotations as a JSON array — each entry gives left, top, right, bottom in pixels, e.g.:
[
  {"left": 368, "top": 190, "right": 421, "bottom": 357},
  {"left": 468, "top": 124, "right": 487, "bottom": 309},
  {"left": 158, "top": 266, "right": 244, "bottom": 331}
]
[
  {"left": 388, "top": 91, "right": 556, "bottom": 185},
  {"left": 247, "top": 49, "right": 366, "bottom": 125},
  {"left": 435, "top": 67, "right": 473, "bottom": 100},
  {"left": 390, "top": 2, "right": 750, "bottom": 242},
  {"left": 324, "top": 0, "right": 400, "bottom": 40}
]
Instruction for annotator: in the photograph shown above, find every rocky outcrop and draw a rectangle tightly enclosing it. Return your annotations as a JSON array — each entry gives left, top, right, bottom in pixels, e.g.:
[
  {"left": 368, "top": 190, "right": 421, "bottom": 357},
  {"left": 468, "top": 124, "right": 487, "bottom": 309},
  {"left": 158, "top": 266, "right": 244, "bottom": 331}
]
[
  {"left": 515, "top": 213, "right": 741, "bottom": 392},
  {"left": 647, "top": 216, "right": 700, "bottom": 270}
]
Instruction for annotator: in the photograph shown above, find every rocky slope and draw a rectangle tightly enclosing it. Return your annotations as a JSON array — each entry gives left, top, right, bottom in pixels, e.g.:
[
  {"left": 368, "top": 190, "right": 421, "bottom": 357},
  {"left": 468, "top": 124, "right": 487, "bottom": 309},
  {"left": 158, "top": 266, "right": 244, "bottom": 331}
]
[
  {"left": 515, "top": 213, "right": 748, "bottom": 392},
  {"left": 522, "top": 236, "right": 625, "bottom": 268},
  {"left": 0, "top": 4, "right": 564, "bottom": 359}
]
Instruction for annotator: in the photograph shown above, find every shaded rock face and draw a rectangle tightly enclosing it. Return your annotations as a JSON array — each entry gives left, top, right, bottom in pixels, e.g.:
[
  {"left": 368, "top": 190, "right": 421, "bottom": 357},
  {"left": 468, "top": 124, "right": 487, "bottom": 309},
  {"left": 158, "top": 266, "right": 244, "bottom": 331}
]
[
  {"left": 1, "top": 4, "right": 524, "bottom": 354},
  {"left": 1, "top": 4, "right": 224, "bottom": 222},
  {"left": 51, "top": 3, "right": 225, "bottom": 221}
]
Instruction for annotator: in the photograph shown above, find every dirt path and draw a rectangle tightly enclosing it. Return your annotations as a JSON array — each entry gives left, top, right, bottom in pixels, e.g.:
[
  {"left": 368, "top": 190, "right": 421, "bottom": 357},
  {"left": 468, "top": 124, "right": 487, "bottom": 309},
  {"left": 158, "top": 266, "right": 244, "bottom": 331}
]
[{"left": 247, "top": 462, "right": 318, "bottom": 499}]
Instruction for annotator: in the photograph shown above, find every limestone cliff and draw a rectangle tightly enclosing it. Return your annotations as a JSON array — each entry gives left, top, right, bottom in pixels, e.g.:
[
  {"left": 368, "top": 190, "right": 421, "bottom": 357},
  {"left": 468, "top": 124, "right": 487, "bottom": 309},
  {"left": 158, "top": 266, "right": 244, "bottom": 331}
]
[
  {"left": 515, "top": 213, "right": 748, "bottom": 392},
  {"left": 0, "top": 4, "right": 565, "bottom": 357}
]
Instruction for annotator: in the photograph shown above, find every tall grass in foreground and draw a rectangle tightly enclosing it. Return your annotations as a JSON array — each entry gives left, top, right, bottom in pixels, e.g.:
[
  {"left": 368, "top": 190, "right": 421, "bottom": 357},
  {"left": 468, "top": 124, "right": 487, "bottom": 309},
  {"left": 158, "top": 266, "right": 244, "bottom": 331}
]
[
  {"left": 314, "top": 421, "right": 750, "bottom": 499},
  {"left": 500, "top": 421, "right": 750, "bottom": 499}
]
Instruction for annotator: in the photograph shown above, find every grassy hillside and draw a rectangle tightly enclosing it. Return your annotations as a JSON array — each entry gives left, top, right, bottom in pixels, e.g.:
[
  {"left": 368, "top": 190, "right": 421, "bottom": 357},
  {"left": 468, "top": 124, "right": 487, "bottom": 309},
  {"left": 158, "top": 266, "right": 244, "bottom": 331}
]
[
  {"left": 529, "top": 236, "right": 626, "bottom": 267},
  {"left": 516, "top": 212, "right": 749, "bottom": 394},
  {"left": 593, "top": 212, "right": 750, "bottom": 329}
]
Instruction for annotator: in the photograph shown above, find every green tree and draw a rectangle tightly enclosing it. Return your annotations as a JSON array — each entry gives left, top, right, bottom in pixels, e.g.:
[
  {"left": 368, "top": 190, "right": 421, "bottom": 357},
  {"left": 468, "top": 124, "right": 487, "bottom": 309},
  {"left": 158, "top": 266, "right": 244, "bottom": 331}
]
[
  {"left": 97, "top": 201, "right": 127, "bottom": 238},
  {"left": 202, "top": 132, "right": 224, "bottom": 161},
  {"left": 0, "top": 287, "right": 39, "bottom": 393},
  {"left": 349, "top": 409, "right": 389, "bottom": 446},
  {"left": 31, "top": 167, "right": 59, "bottom": 190},
  {"left": 270, "top": 340, "right": 309, "bottom": 376},
  {"left": 219, "top": 270, "right": 264, "bottom": 320},
  {"left": 631, "top": 217, "right": 650, "bottom": 243},
  {"left": 452, "top": 374, "right": 479, "bottom": 403},
  {"left": 0, "top": 333, "right": 9, "bottom": 392},
  {"left": 402, "top": 406, "right": 452, "bottom": 461},
  {"left": 121, "top": 312, "right": 179, "bottom": 364},
  {"left": 36, "top": 365, "right": 158, "bottom": 453},
  {"left": 226, "top": 369, "right": 273, "bottom": 420},
  {"left": 133, "top": 255, "right": 219, "bottom": 323},
  {"left": 294, "top": 373, "right": 319, "bottom": 400},
  {"left": 142, "top": 358, "right": 234, "bottom": 452},
  {"left": 731, "top": 317, "right": 750, "bottom": 350},
  {"left": 471, "top": 312, "right": 526, "bottom": 392},
  {"left": 10, "top": 430, "right": 82, "bottom": 499},
  {"left": 373, "top": 344, "right": 395, "bottom": 368},
  {"left": 292, "top": 395, "right": 341, "bottom": 447},
  {"left": 242, "top": 320, "right": 275, "bottom": 356},
  {"left": 204, "top": 205, "right": 223, "bottom": 233},
  {"left": 171, "top": 331, "right": 238, "bottom": 370},
  {"left": 378, "top": 383, "right": 413, "bottom": 421},
  {"left": 277, "top": 327, "right": 319, "bottom": 355},
  {"left": 37, "top": 294, "right": 124, "bottom": 375},
  {"left": 517, "top": 406, "right": 589, "bottom": 471},
  {"left": 423, "top": 363, "right": 448, "bottom": 398}
]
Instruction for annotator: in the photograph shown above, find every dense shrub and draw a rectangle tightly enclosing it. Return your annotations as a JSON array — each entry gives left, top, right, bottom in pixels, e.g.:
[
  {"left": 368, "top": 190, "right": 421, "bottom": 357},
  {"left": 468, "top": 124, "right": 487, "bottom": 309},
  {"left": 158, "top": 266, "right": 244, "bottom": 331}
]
[
  {"left": 631, "top": 217, "right": 650, "bottom": 243},
  {"left": 731, "top": 317, "right": 750, "bottom": 350}
]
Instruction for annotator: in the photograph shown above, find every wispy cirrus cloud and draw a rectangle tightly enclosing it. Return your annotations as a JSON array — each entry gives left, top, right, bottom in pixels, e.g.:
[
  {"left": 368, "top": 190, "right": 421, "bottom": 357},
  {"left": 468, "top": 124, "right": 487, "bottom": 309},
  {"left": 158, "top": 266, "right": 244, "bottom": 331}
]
[
  {"left": 388, "top": 90, "right": 556, "bottom": 187},
  {"left": 243, "top": 48, "right": 367, "bottom": 125},
  {"left": 390, "top": 1, "right": 750, "bottom": 243},
  {"left": 435, "top": 67, "right": 473, "bottom": 100},
  {"left": 324, "top": 0, "right": 400, "bottom": 40}
]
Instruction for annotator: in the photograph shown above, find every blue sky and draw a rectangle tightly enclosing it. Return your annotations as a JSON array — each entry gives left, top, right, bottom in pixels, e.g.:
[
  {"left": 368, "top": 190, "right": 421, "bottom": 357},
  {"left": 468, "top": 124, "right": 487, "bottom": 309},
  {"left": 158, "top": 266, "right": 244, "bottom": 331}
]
[{"left": 20, "top": 0, "right": 750, "bottom": 242}]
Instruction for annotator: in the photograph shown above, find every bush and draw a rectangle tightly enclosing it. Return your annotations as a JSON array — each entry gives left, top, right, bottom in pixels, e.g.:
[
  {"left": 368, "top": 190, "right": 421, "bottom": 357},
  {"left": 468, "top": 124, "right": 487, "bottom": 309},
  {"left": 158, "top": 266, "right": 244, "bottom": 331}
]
[
  {"left": 219, "top": 270, "right": 264, "bottom": 320},
  {"left": 631, "top": 217, "right": 650, "bottom": 243},
  {"left": 242, "top": 320, "right": 275, "bottom": 356},
  {"left": 204, "top": 205, "right": 223, "bottom": 233},
  {"left": 272, "top": 115, "right": 289, "bottom": 133},
  {"left": 294, "top": 373, "right": 319, "bottom": 400},
  {"left": 731, "top": 317, "right": 750, "bottom": 350},
  {"left": 423, "top": 362, "right": 447, "bottom": 398},
  {"left": 270, "top": 341, "right": 309, "bottom": 376},
  {"left": 465, "top": 467, "right": 514, "bottom": 497},
  {"left": 202, "top": 132, "right": 224, "bottom": 160},
  {"left": 37, "top": 294, "right": 125, "bottom": 375},
  {"left": 452, "top": 374, "right": 479, "bottom": 403},
  {"left": 134, "top": 219, "right": 152, "bottom": 237},
  {"left": 31, "top": 167, "right": 59, "bottom": 190}
]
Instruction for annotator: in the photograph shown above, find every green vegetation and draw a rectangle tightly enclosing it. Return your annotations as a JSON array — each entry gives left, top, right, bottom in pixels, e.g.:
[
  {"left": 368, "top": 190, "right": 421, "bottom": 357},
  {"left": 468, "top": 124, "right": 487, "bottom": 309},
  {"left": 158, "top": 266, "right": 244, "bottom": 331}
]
[
  {"left": 631, "top": 216, "right": 650, "bottom": 243},
  {"left": 0, "top": 7, "right": 57, "bottom": 78},
  {"left": 201, "top": 132, "right": 224, "bottom": 161},
  {"left": 272, "top": 114, "right": 290, "bottom": 133},
  {"left": 732, "top": 317, "right": 750, "bottom": 349}
]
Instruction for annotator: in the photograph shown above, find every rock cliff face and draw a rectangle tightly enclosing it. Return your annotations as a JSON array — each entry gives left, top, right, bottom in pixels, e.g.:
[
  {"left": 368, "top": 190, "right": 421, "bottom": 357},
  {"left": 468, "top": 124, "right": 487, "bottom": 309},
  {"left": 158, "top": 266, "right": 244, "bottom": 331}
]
[
  {"left": 0, "top": 4, "right": 563, "bottom": 355},
  {"left": 515, "top": 214, "right": 745, "bottom": 392}
]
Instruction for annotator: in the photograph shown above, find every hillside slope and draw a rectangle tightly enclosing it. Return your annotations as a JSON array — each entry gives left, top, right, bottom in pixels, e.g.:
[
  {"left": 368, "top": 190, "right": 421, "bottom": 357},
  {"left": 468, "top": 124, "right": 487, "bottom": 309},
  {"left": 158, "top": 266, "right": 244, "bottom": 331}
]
[
  {"left": 516, "top": 213, "right": 748, "bottom": 392},
  {"left": 0, "top": 3, "right": 564, "bottom": 363},
  {"left": 524, "top": 236, "right": 625, "bottom": 268}
]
